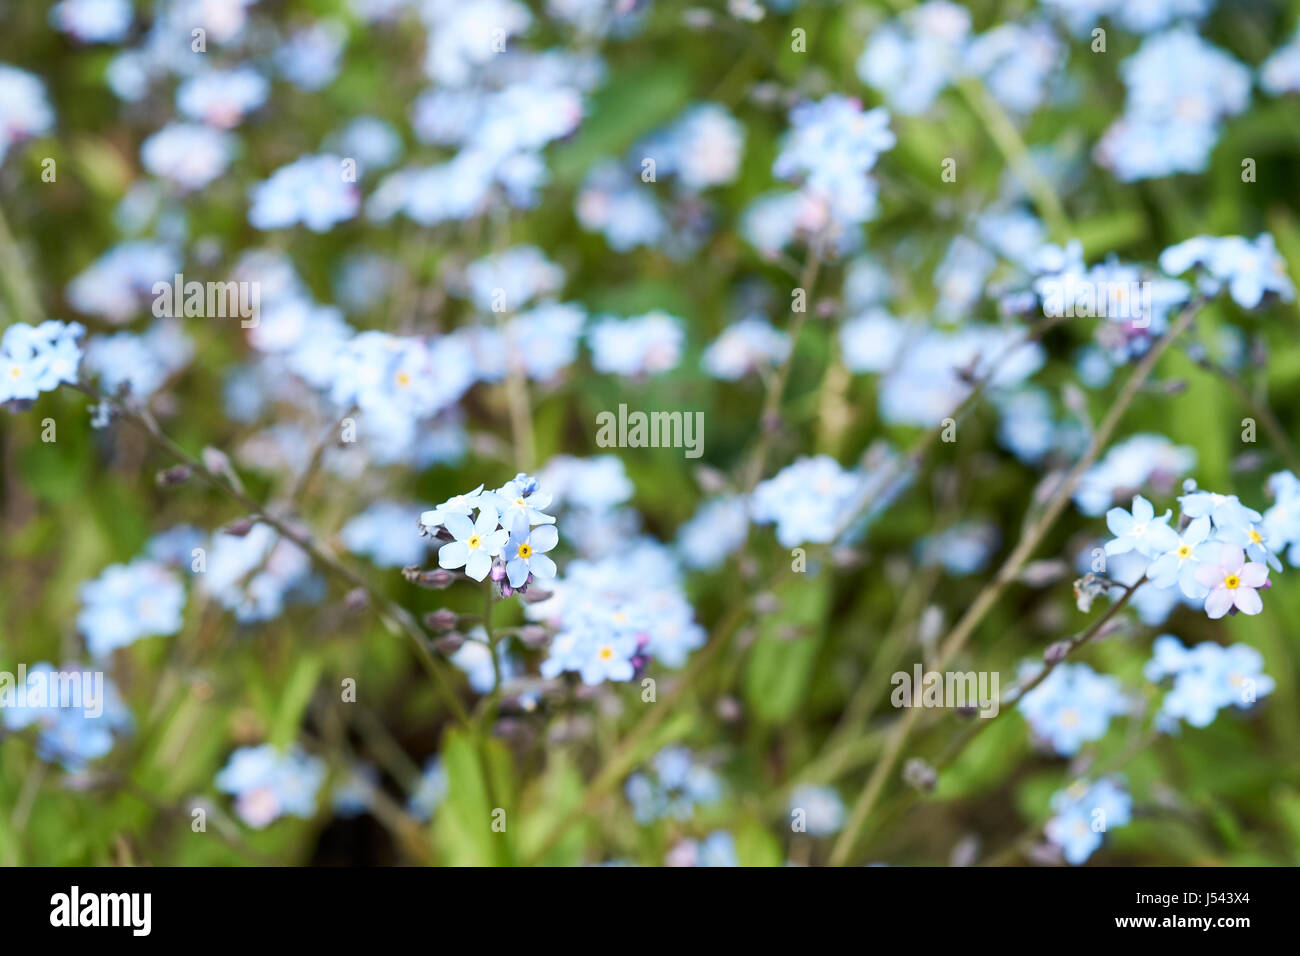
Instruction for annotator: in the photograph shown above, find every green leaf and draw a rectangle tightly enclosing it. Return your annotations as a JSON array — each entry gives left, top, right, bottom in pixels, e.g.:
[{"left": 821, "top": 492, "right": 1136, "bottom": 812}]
[
  {"left": 744, "top": 575, "right": 829, "bottom": 724},
  {"left": 434, "top": 729, "right": 516, "bottom": 866},
  {"left": 270, "top": 653, "right": 325, "bottom": 749}
]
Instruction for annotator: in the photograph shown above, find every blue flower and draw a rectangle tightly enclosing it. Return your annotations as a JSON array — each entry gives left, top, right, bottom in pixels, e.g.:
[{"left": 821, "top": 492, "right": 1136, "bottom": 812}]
[
  {"left": 141, "top": 123, "right": 235, "bottom": 191},
  {"left": 274, "top": 21, "right": 345, "bottom": 92},
  {"left": 249, "top": 154, "right": 359, "bottom": 232},
  {"left": 341, "top": 501, "right": 431, "bottom": 568},
  {"left": 1, "top": 320, "right": 84, "bottom": 402},
  {"left": 1145, "top": 515, "right": 1212, "bottom": 597},
  {"left": 0, "top": 65, "right": 54, "bottom": 166},
  {"left": 1103, "top": 494, "right": 1178, "bottom": 559},
  {"left": 750, "top": 455, "right": 864, "bottom": 548},
  {"left": 1, "top": 663, "right": 133, "bottom": 770},
  {"left": 437, "top": 506, "right": 508, "bottom": 581},
  {"left": 177, "top": 67, "right": 269, "bottom": 128},
  {"left": 1045, "top": 778, "right": 1133, "bottom": 865},
  {"left": 1018, "top": 662, "right": 1129, "bottom": 756},
  {"left": 49, "top": 0, "right": 132, "bottom": 44},
  {"left": 1160, "top": 234, "right": 1295, "bottom": 309},
  {"left": 625, "top": 746, "right": 722, "bottom": 823},
  {"left": 76, "top": 559, "right": 186, "bottom": 658},
  {"left": 408, "top": 757, "right": 447, "bottom": 821},
  {"left": 855, "top": 2, "right": 970, "bottom": 115},
  {"left": 215, "top": 744, "right": 326, "bottom": 828},
  {"left": 702, "top": 315, "right": 790, "bottom": 382},
  {"left": 588, "top": 311, "right": 684, "bottom": 377},
  {"left": 1149, "top": 636, "right": 1275, "bottom": 729},
  {"left": 490, "top": 473, "right": 557, "bottom": 527},
  {"left": 676, "top": 495, "right": 749, "bottom": 571},
  {"left": 504, "top": 516, "right": 559, "bottom": 588},
  {"left": 419, "top": 484, "right": 486, "bottom": 533},
  {"left": 789, "top": 784, "right": 846, "bottom": 836},
  {"left": 450, "top": 628, "right": 519, "bottom": 694},
  {"left": 666, "top": 831, "right": 738, "bottom": 867}
]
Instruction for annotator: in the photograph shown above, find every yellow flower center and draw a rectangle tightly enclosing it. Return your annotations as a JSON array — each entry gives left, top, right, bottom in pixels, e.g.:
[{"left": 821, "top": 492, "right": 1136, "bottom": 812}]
[
  {"left": 599, "top": 646, "right": 614, "bottom": 661},
  {"left": 1249, "top": 529, "right": 1262, "bottom": 544},
  {"left": 1177, "top": 544, "right": 1191, "bottom": 559},
  {"left": 8, "top": 366, "right": 21, "bottom": 379},
  {"left": 1061, "top": 708, "right": 1079, "bottom": 727},
  {"left": 1224, "top": 574, "right": 1240, "bottom": 589},
  {"left": 395, "top": 370, "right": 411, "bottom": 387},
  {"left": 517, "top": 543, "right": 532, "bottom": 559},
  {"left": 467, "top": 535, "right": 482, "bottom": 550}
]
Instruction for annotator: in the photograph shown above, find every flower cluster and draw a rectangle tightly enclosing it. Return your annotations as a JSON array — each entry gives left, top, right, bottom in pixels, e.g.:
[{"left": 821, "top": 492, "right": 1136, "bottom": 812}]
[
  {"left": 0, "top": 663, "right": 133, "bottom": 771},
  {"left": 665, "top": 831, "right": 739, "bottom": 868},
  {"left": 1102, "top": 486, "right": 1277, "bottom": 620},
  {"left": 215, "top": 744, "right": 326, "bottom": 829},
  {"left": 420, "top": 475, "right": 559, "bottom": 590},
  {"left": 1146, "top": 635, "right": 1275, "bottom": 730},
  {"left": 0, "top": 320, "right": 83, "bottom": 404},
  {"left": 625, "top": 747, "right": 722, "bottom": 824},
  {"left": 750, "top": 452, "right": 912, "bottom": 549},
  {"left": 530, "top": 538, "right": 704, "bottom": 683},
  {"left": 1017, "top": 662, "right": 1130, "bottom": 756},
  {"left": 1044, "top": 777, "right": 1133, "bottom": 865},
  {"left": 747, "top": 95, "right": 895, "bottom": 255},
  {"left": 76, "top": 559, "right": 186, "bottom": 658}
]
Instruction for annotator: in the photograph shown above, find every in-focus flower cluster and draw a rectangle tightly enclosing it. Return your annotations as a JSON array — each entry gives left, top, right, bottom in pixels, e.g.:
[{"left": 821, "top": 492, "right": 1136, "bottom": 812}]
[
  {"left": 419, "top": 474, "right": 559, "bottom": 591},
  {"left": 1102, "top": 486, "right": 1277, "bottom": 620},
  {"left": 0, "top": 320, "right": 83, "bottom": 404}
]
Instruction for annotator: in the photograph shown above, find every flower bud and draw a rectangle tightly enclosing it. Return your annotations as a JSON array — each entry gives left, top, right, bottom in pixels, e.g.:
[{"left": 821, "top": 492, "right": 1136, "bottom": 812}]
[
  {"left": 156, "top": 464, "right": 193, "bottom": 487},
  {"left": 424, "top": 608, "right": 458, "bottom": 632},
  {"left": 433, "top": 632, "right": 465, "bottom": 655},
  {"left": 222, "top": 517, "right": 256, "bottom": 537}
]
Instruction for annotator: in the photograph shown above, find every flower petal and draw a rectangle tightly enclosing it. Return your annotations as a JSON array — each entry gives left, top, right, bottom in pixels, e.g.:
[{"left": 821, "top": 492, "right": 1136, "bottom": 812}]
[
  {"left": 528, "top": 552, "right": 557, "bottom": 580},
  {"left": 1194, "top": 562, "right": 1222, "bottom": 587},
  {"left": 1183, "top": 516, "right": 1211, "bottom": 546},
  {"left": 1147, "top": 553, "right": 1179, "bottom": 589},
  {"left": 444, "top": 512, "right": 474, "bottom": 541},
  {"left": 474, "top": 506, "right": 500, "bottom": 536},
  {"left": 438, "top": 540, "right": 468, "bottom": 570},
  {"left": 1145, "top": 523, "right": 1179, "bottom": 554},
  {"left": 1204, "top": 587, "right": 1233, "bottom": 619},
  {"left": 1233, "top": 586, "right": 1263, "bottom": 615},
  {"left": 1238, "top": 562, "right": 1269, "bottom": 588},
  {"left": 506, "top": 557, "right": 530, "bottom": 588},
  {"left": 1219, "top": 543, "right": 1245, "bottom": 571},
  {"left": 465, "top": 549, "right": 491, "bottom": 581},
  {"left": 529, "top": 524, "right": 559, "bottom": 553}
]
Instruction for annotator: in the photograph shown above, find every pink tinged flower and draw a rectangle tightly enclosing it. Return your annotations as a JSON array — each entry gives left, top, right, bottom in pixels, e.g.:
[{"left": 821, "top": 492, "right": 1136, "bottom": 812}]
[
  {"left": 438, "top": 506, "right": 507, "bottom": 581},
  {"left": 1194, "top": 544, "right": 1268, "bottom": 619},
  {"left": 236, "top": 786, "right": 282, "bottom": 828}
]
